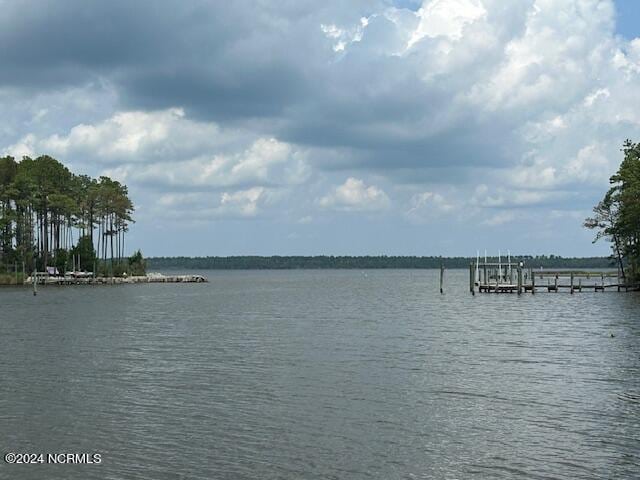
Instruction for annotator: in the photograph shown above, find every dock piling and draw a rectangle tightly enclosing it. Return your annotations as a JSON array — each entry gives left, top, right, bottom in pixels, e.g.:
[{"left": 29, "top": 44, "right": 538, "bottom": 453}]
[
  {"left": 570, "top": 272, "right": 574, "bottom": 294},
  {"left": 517, "top": 266, "right": 523, "bottom": 295}
]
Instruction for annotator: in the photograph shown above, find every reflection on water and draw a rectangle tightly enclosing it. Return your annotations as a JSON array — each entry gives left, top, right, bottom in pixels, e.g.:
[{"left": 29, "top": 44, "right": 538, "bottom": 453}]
[{"left": 1, "top": 269, "right": 639, "bottom": 479}]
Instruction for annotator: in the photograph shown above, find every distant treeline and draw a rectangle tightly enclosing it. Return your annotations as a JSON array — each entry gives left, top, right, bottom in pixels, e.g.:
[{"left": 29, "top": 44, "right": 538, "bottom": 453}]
[{"left": 147, "top": 255, "right": 616, "bottom": 270}]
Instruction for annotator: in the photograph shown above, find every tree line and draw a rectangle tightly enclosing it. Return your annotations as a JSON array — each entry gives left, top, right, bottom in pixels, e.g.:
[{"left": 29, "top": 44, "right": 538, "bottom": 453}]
[
  {"left": 147, "top": 255, "right": 615, "bottom": 270},
  {"left": 585, "top": 140, "right": 640, "bottom": 281},
  {"left": 0, "top": 155, "right": 140, "bottom": 276}
]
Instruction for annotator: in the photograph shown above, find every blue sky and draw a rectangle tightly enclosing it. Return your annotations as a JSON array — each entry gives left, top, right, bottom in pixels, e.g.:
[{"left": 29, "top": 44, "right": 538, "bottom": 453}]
[
  {"left": 1, "top": 0, "right": 639, "bottom": 257},
  {"left": 615, "top": 0, "right": 640, "bottom": 38}
]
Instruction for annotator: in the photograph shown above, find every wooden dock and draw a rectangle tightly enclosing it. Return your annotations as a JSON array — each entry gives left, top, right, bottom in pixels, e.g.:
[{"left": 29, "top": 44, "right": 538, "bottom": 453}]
[{"left": 470, "top": 262, "right": 636, "bottom": 295}]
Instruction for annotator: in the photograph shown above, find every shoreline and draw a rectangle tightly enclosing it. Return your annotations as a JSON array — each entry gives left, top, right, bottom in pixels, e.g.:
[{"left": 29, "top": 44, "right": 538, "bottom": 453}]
[{"left": 22, "top": 273, "right": 208, "bottom": 286}]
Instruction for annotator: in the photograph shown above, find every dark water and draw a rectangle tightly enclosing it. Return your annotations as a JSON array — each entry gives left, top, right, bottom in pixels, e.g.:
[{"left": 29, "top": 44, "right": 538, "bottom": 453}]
[{"left": 1, "top": 269, "right": 639, "bottom": 479}]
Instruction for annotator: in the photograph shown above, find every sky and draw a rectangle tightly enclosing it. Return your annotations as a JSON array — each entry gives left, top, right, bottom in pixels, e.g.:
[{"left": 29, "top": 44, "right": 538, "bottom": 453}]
[{"left": 1, "top": 0, "right": 639, "bottom": 257}]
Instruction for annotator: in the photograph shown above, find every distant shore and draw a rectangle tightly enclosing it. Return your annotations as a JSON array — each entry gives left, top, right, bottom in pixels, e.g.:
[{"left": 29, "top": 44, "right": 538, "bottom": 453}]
[{"left": 146, "top": 255, "right": 615, "bottom": 270}]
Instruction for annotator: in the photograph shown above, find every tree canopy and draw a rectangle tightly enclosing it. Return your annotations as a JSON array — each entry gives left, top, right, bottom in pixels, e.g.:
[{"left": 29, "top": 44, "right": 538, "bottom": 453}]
[
  {"left": 0, "top": 155, "right": 135, "bottom": 275},
  {"left": 585, "top": 140, "right": 640, "bottom": 280}
]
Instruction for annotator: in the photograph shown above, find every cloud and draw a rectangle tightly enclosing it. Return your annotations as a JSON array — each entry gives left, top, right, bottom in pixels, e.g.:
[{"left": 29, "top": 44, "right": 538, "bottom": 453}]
[
  {"left": 219, "top": 188, "right": 270, "bottom": 217},
  {"left": 321, "top": 16, "right": 370, "bottom": 52},
  {"left": 6, "top": 105, "right": 313, "bottom": 223},
  {"left": 40, "top": 108, "right": 228, "bottom": 162},
  {"left": 408, "top": 0, "right": 487, "bottom": 46},
  {"left": 111, "top": 137, "right": 310, "bottom": 190},
  {"left": 2, "top": 1, "right": 636, "bottom": 183},
  {"left": 3, "top": 133, "right": 37, "bottom": 159},
  {"left": 10, "top": 108, "right": 311, "bottom": 192},
  {"left": 405, "top": 191, "right": 455, "bottom": 223},
  {"left": 153, "top": 187, "right": 274, "bottom": 220},
  {"left": 470, "top": 184, "right": 569, "bottom": 209},
  {"left": 318, "top": 177, "right": 390, "bottom": 212},
  {"left": 482, "top": 210, "right": 516, "bottom": 226},
  {"left": 0, "top": 0, "right": 639, "bottom": 254},
  {"left": 468, "top": 1, "right": 615, "bottom": 111}
]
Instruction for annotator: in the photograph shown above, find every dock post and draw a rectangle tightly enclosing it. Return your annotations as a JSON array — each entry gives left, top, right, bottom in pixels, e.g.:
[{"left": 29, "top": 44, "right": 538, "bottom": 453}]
[
  {"left": 440, "top": 263, "right": 445, "bottom": 294},
  {"left": 555, "top": 275, "right": 558, "bottom": 293},
  {"left": 517, "top": 266, "right": 522, "bottom": 295},
  {"left": 570, "top": 272, "right": 574, "bottom": 294},
  {"left": 601, "top": 273, "right": 604, "bottom": 291},
  {"left": 531, "top": 269, "right": 535, "bottom": 294},
  {"left": 468, "top": 263, "right": 474, "bottom": 295},
  {"left": 579, "top": 278, "right": 582, "bottom": 292}
]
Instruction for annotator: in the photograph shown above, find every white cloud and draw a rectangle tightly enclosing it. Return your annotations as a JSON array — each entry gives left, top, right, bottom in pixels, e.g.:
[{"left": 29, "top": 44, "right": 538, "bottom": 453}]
[
  {"left": 7, "top": 107, "right": 314, "bottom": 223},
  {"left": 321, "top": 16, "right": 370, "bottom": 52},
  {"left": 153, "top": 187, "right": 273, "bottom": 220},
  {"left": 470, "top": 183, "right": 566, "bottom": 208},
  {"left": 505, "top": 141, "right": 617, "bottom": 192},
  {"left": 313, "top": 0, "right": 633, "bottom": 206},
  {"left": 548, "top": 209, "right": 586, "bottom": 220},
  {"left": 3, "top": 133, "right": 36, "bottom": 158},
  {"left": 318, "top": 177, "right": 390, "bottom": 212},
  {"left": 584, "top": 87, "right": 610, "bottom": 107},
  {"left": 405, "top": 191, "right": 455, "bottom": 223},
  {"left": 482, "top": 210, "right": 516, "bottom": 226},
  {"left": 468, "top": 0, "right": 614, "bottom": 111},
  {"left": 408, "top": 0, "right": 486, "bottom": 47},
  {"left": 121, "top": 137, "right": 310, "bottom": 189},
  {"left": 41, "top": 108, "right": 226, "bottom": 160},
  {"left": 219, "top": 187, "right": 268, "bottom": 217},
  {"left": 10, "top": 108, "right": 311, "bottom": 191},
  {"left": 565, "top": 144, "right": 612, "bottom": 184},
  {"left": 30, "top": 108, "right": 49, "bottom": 124}
]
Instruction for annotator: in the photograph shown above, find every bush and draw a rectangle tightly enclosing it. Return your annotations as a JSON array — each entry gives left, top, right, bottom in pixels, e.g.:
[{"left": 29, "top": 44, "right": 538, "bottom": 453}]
[
  {"left": 128, "top": 250, "right": 146, "bottom": 276},
  {"left": 0, "top": 272, "right": 25, "bottom": 285}
]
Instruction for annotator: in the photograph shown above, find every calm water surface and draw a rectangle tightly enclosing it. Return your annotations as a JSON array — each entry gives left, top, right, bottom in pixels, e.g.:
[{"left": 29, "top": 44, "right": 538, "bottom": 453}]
[{"left": 1, "top": 269, "right": 639, "bottom": 479}]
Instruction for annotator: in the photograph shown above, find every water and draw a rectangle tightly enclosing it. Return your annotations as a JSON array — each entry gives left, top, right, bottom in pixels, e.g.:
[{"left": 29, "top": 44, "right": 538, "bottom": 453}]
[{"left": 1, "top": 269, "right": 639, "bottom": 479}]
